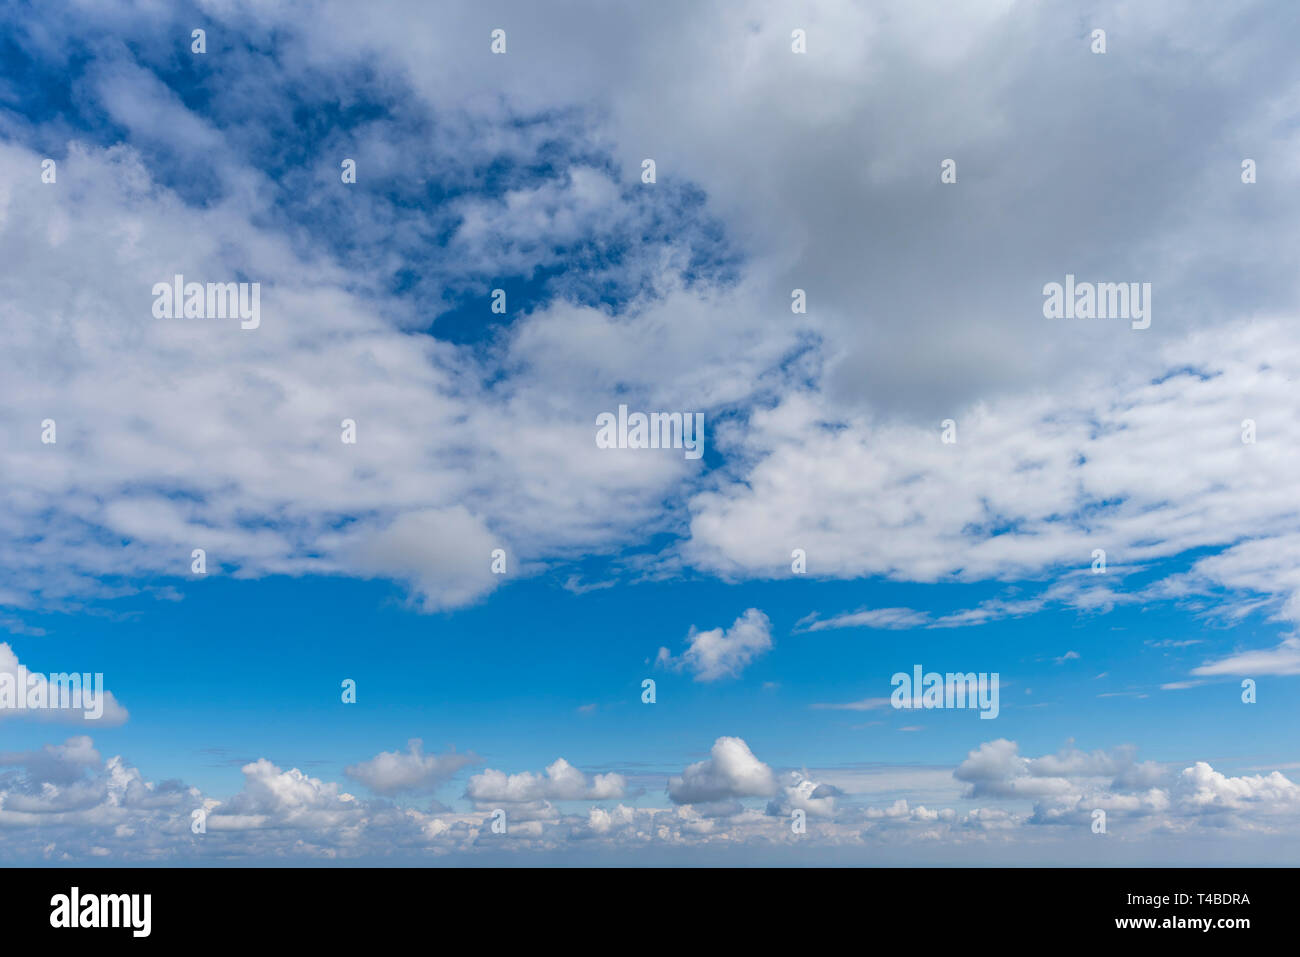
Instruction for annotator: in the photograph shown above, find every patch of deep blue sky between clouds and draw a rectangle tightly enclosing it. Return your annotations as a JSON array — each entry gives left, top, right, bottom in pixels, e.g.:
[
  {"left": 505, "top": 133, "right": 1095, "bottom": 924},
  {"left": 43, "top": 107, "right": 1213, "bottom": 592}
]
[{"left": 0, "top": 1, "right": 743, "bottom": 355}]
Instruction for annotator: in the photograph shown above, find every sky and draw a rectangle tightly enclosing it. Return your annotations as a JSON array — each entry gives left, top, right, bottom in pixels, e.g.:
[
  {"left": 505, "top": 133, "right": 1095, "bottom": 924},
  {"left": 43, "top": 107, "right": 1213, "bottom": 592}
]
[{"left": 1, "top": 0, "right": 1299, "bottom": 865}]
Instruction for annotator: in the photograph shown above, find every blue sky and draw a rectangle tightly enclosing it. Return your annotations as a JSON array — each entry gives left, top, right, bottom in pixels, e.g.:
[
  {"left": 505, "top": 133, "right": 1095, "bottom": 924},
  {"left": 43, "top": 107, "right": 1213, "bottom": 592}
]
[
  {"left": 5, "top": 561, "right": 1292, "bottom": 786},
  {"left": 2, "top": 0, "right": 1300, "bottom": 864}
]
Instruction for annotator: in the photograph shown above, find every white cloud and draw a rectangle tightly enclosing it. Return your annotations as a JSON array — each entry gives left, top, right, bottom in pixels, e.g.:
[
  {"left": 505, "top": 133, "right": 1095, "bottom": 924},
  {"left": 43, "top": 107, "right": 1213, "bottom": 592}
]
[
  {"left": 949, "top": 738, "right": 1300, "bottom": 832},
  {"left": 0, "top": 135, "right": 742, "bottom": 614},
  {"left": 212, "top": 759, "right": 361, "bottom": 830},
  {"left": 0, "top": 643, "right": 128, "bottom": 726},
  {"left": 801, "top": 607, "right": 931, "bottom": 631},
  {"left": 466, "top": 758, "right": 626, "bottom": 805},
  {"left": 685, "top": 320, "right": 1300, "bottom": 623},
  {"left": 1160, "top": 680, "right": 1207, "bottom": 691},
  {"left": 657, "top": 608, "right": 772, "bottom": 682},
  {"left": 4, "top": 734, "right": 1300, "bottom": 861},
  {"left": 347, "top": 508, "right": 503, "bottom": 612},
  {"left": 1175, "top": 762, "right": 1300, "bottom": 814},
  {"left": 0, "top": 0, "right": 1298, "bottom": 638},
  {"left": 1192, "top": 637, "right": 1300, "bottom": 677},
  {"left": 810, "top": 697, "right": 891, "bottom": 712},
  {"left": 767, "top": 771, "right": 840, "bottom": 819},
  {"left": 344, "top": 739, "right": 477, "bottom": 795},
  {"left": 2, "top": 0, "right": 1300, "bottom": 867},
  {"left": 801, "top": 598, "right": 1049, "bottom": 633},
  {"left": 667, "top": 736, "right": 778, "bottom": 804},
  {"left": 955, "top": 739, "right": 1164, "bottom": 801}
]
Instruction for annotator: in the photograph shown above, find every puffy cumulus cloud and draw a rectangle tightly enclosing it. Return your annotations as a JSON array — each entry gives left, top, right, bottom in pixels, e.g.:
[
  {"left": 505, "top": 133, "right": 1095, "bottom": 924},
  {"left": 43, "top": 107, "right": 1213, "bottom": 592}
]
[
  {"left": 210, "top": 760, "right": 363, "bottom": 831},
  {"left": 0, "top": 736, "right": 103, "bottom": 785},
  {"left": 656, "top": 608, "right": 773, "bottom": 682},
  {"left": 955, "top": 739, "right": 1164, "bottom": 801},
  {"left": 668, "top": 736, "right": 778, "bottom": 805},
  {"left": 952, "top": 739, "right": 1175, "bottom": 832},
  {"left": 953, "top": 739, "right": 1300, "bottom": 834},
  {"left": 954, "top": 739, "right": 1033, "bottom": 797},
  {"left": 4, "top": 735, "right": 1300, "bottom": 861},
  {"left": 466, "top": 758, "right": 626, "bottom": 806},
  {"left": 863, "top": 799, "right": 957, "bottom": 828},
  {"left": 0, "top": 643, "right": 129, "bottom": 726},
  {"left": 343, "top": 739, "right": 478, "bottom": 796},
  {"left": 766, "top": 771, "right": 841, "bottom": 819},
  {"left": 0, "top": 736, "right": 200, "bottom": 859},
  {"left": 0, "top": 737, "right": 501, "bottom": 861},
  {"left": 583, "top": 803, "right": 638, "bottom": 837},
  {"left": 1175, "top": 763, "right": 1300, "bottom": 815}
]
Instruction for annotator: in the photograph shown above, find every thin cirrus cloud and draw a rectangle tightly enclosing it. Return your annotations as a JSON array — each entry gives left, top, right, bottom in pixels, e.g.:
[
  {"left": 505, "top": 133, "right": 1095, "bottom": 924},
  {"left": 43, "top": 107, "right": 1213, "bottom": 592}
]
[
  {"left": 1191, "top": 637, "right": 1300, "bottom": 677},
  {"left": 810, "top": 698, "right": 892, "bottom": 712}
]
